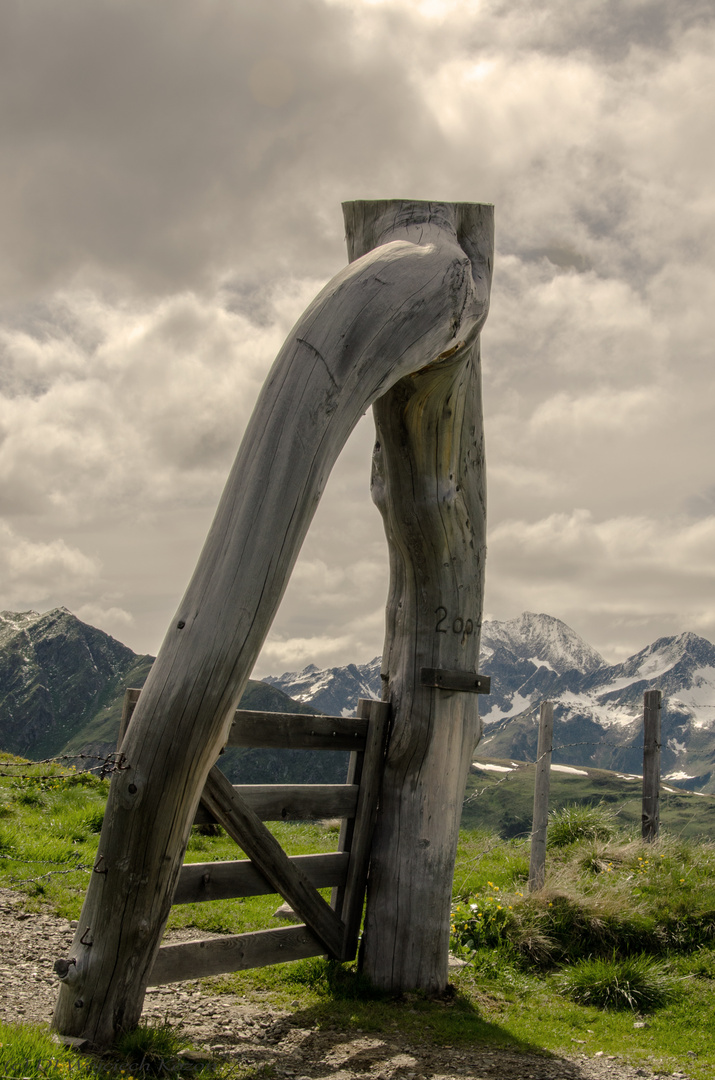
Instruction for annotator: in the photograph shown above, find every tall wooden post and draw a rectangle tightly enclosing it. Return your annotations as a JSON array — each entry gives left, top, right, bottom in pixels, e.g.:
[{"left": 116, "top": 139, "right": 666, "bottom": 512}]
[
  {"left": 528, "top": 701, "right": 553, "bottom": 891},
  {"left": 349, "top": 203, "right": 494, "bottom": 993},
  {"left": 53, "top": 199, "right": 493, "bottom": 1044},
  {"left": 642, "top": 689, "right": 661, "bottom": 842}
]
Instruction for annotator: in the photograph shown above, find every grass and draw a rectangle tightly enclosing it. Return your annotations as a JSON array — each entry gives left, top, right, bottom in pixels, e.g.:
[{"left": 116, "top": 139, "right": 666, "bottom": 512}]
[
  {"left": 547, "top": 802, "right": 617, "bottom": 847},
  {"left": 3, "top": 760, "right": 715, "bottom": 1077},
  {"left": 463, "top": 756, "right": 715, "bottom": 839},
  {"left": 0, "top": 756, "right": 339, "bottom": 927},
  {"left": 555, "top": 954, "right": 680, "bottom": 1011},
  {"left": 0, "top": 1019, "right": 229, "bottom": 1080}
]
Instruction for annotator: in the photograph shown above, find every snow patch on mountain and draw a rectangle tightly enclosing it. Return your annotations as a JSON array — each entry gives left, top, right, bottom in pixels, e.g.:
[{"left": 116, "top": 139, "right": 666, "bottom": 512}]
[
  {"left": 263, "top": 657, "right": 382, "bottom": 717},
  {"left": 481, "top": 612, "right": 605, "bottom": 676},
  {"left": 262, "top": 612, "right": 715, "bottom": 793}
]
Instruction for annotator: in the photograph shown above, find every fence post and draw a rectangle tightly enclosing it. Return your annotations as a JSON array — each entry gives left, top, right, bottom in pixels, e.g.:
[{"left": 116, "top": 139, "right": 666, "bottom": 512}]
[
  {"left": 642, "top": 689, "right": 661, "bottom": 842},
  {"left": 528, "top": 700, "right": 553, "bottom": 891}
]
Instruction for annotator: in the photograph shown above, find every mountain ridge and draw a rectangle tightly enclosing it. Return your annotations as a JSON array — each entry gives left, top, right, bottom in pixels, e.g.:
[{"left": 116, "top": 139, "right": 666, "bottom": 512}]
[
  {"left": 3, "top": 607, "right": 715, "bottom": 792},
  {"left": 266, "top": 613, "right": 715, "bottom": 793},
  {"left": 0, "top": 607, "right": 348, "bottom": 785}
]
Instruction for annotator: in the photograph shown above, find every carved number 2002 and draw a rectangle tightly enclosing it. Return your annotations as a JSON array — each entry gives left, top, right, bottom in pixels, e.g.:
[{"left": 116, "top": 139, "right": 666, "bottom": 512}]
[{"left": 435, "top": 606, "right": 474, "bottom": 643}]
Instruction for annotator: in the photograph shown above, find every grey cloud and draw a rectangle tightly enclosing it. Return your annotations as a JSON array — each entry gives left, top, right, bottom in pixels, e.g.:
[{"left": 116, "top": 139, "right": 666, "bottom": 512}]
[
  {"left": 0, "top": 0, "right": 713, "bottom": 667},
  {"left": 0, "top": 0, "right": 442, "bottom": 300},
  {"left": 483, "top": 0, "right": 713, "bottom": 62}
]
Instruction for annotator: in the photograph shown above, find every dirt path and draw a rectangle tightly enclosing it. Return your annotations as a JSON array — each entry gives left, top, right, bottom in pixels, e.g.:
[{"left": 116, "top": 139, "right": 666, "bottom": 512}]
[{"left": 0, "top": 889, "right": 691, "bottom": 1080}]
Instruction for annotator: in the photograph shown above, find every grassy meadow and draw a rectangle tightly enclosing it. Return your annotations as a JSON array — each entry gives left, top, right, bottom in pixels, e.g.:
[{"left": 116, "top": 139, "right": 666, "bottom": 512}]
[{"left": 2, "top": 754, "right": 715, "bottom": 1078}]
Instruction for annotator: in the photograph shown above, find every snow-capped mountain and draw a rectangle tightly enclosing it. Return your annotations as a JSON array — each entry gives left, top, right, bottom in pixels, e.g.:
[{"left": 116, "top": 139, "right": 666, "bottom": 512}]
[
  {"left": 481, "top": 612, "right": 605, "bottom": 676},
  {"left": 481, "top": 629, "right": 715, "bottom": 793},
  {"left": 266, "top": 613, "right": 603, "bottom": 719},
  {"left": 263, "top": 658, "right": 382, "bottom": 717},
  {"left": 264, "top": 614, "right": 715, "bottom": 793}
]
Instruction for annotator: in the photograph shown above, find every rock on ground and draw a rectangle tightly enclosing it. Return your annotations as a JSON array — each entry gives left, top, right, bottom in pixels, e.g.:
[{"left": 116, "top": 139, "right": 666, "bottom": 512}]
[{"left": 0, "top": 889, "right": 691, "bottom": 1080}]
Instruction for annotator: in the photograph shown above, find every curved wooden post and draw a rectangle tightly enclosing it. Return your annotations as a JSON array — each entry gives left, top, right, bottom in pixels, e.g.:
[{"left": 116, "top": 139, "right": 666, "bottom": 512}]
[
  {"left": 53, "top": 199, "right": 491, "bottom": 1044},
  {"left": 350, "top": 203, "right": 493, "bottom": 993}
]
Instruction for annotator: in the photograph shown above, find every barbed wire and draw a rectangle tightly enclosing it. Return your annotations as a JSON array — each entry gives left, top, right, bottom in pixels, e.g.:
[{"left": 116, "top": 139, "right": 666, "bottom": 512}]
[
  {"left": 465, "top": 728, "right": 707, "bottom": 804},
  {"left": 0, "top": 752, "right": 127, "bottom": 781},
  {"left": 0, "top": 752, "right": 117, "bottom": 767},
  {"left": 10, "top": 864, "right": 92, "bottom": 885}
]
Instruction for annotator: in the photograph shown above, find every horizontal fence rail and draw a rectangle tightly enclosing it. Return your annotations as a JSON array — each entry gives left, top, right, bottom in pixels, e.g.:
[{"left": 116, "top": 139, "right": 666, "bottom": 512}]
[
  {"left": 149, "top": 925, "right": 325, "bottom": 985},
  {"left": 226, "top": 710, "right": 368, "bottom": 750},
  {"left": 174, "top": 851, "right": 350, "bottom": 905},
  {"left": 193, "top": 783, "right": 359, "bottom": 825}
]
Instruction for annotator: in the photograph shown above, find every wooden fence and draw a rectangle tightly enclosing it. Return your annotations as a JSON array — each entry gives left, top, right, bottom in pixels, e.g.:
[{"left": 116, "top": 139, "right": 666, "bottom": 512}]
[
  {"left": 528, "top": 689, "right": 663, "bottom": 889},
  {"left": 117, "top": 691, "right": 390, "bottom": 985}
]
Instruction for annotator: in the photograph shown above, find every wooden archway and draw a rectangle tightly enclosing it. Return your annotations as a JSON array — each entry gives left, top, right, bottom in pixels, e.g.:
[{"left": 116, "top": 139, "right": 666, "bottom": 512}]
[{"left": 53, "top": 199, "right": 493, "bottom": 1044}]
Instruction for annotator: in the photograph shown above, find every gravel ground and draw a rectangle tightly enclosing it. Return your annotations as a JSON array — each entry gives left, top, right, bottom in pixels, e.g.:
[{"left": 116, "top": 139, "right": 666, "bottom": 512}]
[{"left": 0, "top": 889, "right": 693, "bottom": 1080}]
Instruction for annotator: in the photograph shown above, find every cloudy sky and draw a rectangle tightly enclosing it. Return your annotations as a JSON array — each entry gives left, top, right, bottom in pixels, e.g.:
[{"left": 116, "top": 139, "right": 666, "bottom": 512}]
[{"left": 1, "top": 0, "right": 713, "bottom": 675}]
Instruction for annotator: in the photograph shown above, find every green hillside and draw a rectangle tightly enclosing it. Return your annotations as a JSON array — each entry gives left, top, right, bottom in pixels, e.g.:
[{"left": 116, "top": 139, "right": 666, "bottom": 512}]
[
  {"left": 61, "top": 672, "right": 350, "bottom": 785},
  {"left": 463, "top": 756, "right": 715, "bottom": 839}
]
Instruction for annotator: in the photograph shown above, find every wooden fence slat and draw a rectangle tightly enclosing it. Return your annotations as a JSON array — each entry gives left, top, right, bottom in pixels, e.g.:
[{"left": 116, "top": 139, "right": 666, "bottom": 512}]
[
  {"left": 228, "top": 711, "right": 368, "bottom": 750},
  {"left": 338, "top": 698, "right": 391, "bottom": 959},
  {"left": 642, "top": 689, "right": 662, "bottom": 842},
  {"left": 194, "top": 783, "right": 359, "bottom": 825},
  {"left": 174, "top": 852, "right": 349, "bottom": 905},
  {"left": 528, "top": 701, "right": 553, "bottom": 892},
  {"left": 149, "top": 925, "right": 325, "bottom": 985},
  {"left": 117, "top": 688, "right": 141, "bottom": 751},
  {"left": 201, "top": 766, "right": 346, "bottom": 958},
  {"left": 330, "top": 755, "right": 363, "bottom": 914}
]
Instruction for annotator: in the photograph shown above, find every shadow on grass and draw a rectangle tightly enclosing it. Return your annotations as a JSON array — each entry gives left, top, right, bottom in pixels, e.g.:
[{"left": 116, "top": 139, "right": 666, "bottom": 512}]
[{"left": 211, "top": 959, "right": 565, "bottom": 1076}]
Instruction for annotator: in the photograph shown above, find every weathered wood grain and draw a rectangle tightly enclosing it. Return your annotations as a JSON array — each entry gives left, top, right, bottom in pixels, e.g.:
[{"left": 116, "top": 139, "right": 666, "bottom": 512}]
[
  {"left": 149, "top": 926, "right": 324, "bottom": 985},
  {"left": 200, "top": 766, "right": 345, "bottom": 958},
  {"left": 330, "top": 750, "right": 361, "bottom": 916},
  {"left": 174, "top": 852, "right": 349, "bottom": 904},
  {"left": 528, "top": 701, "right": 553, "bottom": 891},
  {"left": 352, "top": 201, "right": 493, "bottom": 993},
  {"left": 338, "top": 698, "right": 390, "bottom": 959},
  {"left": 116, "top": 688, "right": 141, "bottom": 751},
  {"left": 193, "top": 783, "right": 359, "bottom": 824},
  {"left": 227, "top": 710, "right": 368, "bottom": 750},
  {"left": 53, "top": 199, "right": 492, "bottom": 1043},
  {"left": 642, "top": 690, "right": 661, "bottom": 842}
]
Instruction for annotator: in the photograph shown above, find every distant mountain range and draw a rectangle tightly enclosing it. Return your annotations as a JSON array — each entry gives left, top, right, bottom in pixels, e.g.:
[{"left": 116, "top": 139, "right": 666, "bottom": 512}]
[
  {"left": 266, "top": 612, "right": 715, "bottom": 793},
  {"left": 0, "top": 608, "right": 346, "bottom": 785},
  {"left": 3, "top": 607, "right": 715, "bottom": 793}
]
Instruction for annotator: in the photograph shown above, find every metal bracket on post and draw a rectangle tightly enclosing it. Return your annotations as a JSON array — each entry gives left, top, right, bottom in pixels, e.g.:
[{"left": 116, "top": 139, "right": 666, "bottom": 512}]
[{"left": 420, "top": 669, "right": 490, "bottom": 694}]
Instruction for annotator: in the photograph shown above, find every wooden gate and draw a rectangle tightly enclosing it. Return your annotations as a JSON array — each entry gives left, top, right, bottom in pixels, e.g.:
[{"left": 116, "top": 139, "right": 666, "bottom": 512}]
[
  {"left": 53, "top": 200, "right": 492, "bottom": 1045},
  {"left": 116, "top": 690, "right": 390, "bottom": 986}
]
